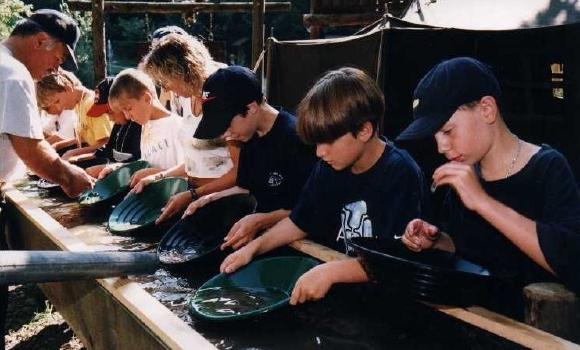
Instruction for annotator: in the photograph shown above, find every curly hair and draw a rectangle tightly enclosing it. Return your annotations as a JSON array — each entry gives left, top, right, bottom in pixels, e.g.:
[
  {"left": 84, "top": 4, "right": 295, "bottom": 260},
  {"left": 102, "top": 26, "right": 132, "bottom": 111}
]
[{"left": 140, "top": 34, "right": 215, "bottom": 95}]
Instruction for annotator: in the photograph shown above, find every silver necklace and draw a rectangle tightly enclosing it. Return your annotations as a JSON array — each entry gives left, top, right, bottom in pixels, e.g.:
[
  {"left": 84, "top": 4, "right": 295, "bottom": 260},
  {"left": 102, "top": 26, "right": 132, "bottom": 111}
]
[
  {"left": 505, "top": 137, "right": 522, "bottom": 178},
  {"left": 115, "top": 122, "right": 132, "bottom": 151}
]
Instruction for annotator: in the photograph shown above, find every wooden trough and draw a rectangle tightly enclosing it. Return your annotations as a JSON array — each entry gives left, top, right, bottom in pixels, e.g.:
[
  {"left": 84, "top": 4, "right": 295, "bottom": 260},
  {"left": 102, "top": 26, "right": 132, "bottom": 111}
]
[{"left": 2, "top": 180, "right": 579, "bottom": 350}]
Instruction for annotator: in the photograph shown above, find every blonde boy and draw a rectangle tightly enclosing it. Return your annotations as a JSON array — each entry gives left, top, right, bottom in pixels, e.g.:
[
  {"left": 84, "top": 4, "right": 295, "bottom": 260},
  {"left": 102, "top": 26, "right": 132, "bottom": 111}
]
[
  {"left": 36, "top": 70, "right": 113, "bottom": 161},
  {"left": 99, "top": 68, "right": 184, "bottom": 181}
]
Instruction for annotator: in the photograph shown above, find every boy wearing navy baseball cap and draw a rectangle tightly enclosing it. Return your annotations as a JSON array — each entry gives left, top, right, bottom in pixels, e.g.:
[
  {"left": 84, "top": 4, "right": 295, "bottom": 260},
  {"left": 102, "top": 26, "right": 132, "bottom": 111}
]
[
  {"left": 398, "top": 57, "right": 580, "bottom": 318},
  {"left": 184, "top": 66, "right": 317, "bottom": 251}
]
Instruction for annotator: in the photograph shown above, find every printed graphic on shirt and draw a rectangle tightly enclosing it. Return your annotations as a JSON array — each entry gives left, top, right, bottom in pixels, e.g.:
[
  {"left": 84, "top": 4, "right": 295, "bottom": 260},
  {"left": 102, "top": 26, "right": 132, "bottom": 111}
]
[
  {"left": 267, "top": 171, "right": 284, "bottom": 187},
  {"left": 337, "top": 200, "right": 373, "bottom": 253}
]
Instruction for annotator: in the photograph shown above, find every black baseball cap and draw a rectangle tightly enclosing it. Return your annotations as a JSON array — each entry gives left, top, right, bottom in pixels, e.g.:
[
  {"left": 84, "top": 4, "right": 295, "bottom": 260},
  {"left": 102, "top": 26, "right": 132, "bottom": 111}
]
[
  {"left": 396, "top": 57, "right": 501, "bottom": 142},
  {"left": 194, "top": 66, "right": 263, "bottom": 140},
  {"left": 87, "top": 77, "right": 114, "bottom": 117},
  {"left": 28, "top": 9, "right": 80, "bottom": 71}
]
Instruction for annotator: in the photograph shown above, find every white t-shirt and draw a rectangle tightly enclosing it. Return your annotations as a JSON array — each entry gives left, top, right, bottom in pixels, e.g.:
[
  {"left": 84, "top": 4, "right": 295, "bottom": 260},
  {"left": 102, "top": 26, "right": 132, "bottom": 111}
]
[
  {"left": 0, "top": 44, "right": 44, "bottom": 181},
  {"left": 41, "top": 110, "right": 77, "bottom": 140},
  {"left": 179, "top": 112, "right": 233, "bottom": 178},
  {"left": 140, "top": 113, "right": 185, "bottom": 170}
]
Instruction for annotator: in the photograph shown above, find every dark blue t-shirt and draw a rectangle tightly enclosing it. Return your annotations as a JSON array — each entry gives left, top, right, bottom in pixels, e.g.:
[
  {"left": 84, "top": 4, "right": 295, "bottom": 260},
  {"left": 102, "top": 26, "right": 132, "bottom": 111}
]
[
  {"left": 290, "top": 142, "right": 426, "bottom": 254},
  {"left": 443, "top": 145, "right": 580, "bottom": 318},
  {"left": 236, "top": 110, "right": 316, "bottom": 213}
]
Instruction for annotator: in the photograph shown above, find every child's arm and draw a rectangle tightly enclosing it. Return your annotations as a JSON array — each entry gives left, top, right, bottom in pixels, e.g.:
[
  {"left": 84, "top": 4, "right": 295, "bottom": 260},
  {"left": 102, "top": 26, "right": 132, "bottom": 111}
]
[
  {"left": 181, "top": 186, "right": 249, "bottom": 218},
  {"left": 290, "top": 259, "right": 368, "bottom": 305},
  {"left": 433, "top": 162, "right": 554, "bottom": 274},
  {"left": 52, "top": 138, "right": 77, "bottom": 151},
  {"left": 130, "top": 164, "right": 187, "bottom": 194},
  {"left": 220, "top": 209, "right": 291, "bottom": 250},
  {"left": 220, "top": 217, "right": 306, "bottom": 274},
  {"left": 192, "top": 140, "right": 241, "bottom": 196}
]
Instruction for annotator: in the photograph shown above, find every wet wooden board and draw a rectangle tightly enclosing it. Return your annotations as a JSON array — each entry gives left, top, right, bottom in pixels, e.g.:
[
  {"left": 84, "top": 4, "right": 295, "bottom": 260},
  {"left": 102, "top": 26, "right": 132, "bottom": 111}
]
[{"left": 2, "top": 185, "right": 215, "bottom": 350}]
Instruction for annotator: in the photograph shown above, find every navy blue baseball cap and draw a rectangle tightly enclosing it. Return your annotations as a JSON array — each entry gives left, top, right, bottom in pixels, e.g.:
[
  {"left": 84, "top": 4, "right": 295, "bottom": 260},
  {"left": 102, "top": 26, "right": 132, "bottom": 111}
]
[
  {"left": 396, "top": 57, "right": 501, "bottom": 141},
  {"left": 194, "top": 66, "right": 263, "bottom": 139},
  {"left": 28, "top": 9, "right": 80, "bottom": 71},
  {"left": 151, "top": 25, "right": 187, "bottom": 41}
]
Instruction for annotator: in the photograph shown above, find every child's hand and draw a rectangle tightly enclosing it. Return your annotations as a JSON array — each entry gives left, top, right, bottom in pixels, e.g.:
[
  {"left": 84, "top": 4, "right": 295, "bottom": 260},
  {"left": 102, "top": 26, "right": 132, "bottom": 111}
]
[
  {"left": 156, "top": 191, "right": 192, "bottom": 224},
  {"left": 97, "top": 165, "right": 116, "bottom": 179},
  {"left": 129, "top": 168, "right": 158, "bottom": 188},
  {"left": 290, "top": 265, "right": 333, "bottom": 305},
  {"left": 220, "top": 244, "right": 256, "bottom": 274},
  {"left": 401, "top": 218, "right": 440, "bottom": 253},
  {"left": 130, "top": 173, "right": 159, "bottom": 195},
  {"left": 220, "top": 213, "right": 265, "bottom": 251},
  {"left": 182, "top": 193, "right": 217, "bottom": 218},
  {"left": 432, "top": 162, "right": 488, "bottom": 211}
]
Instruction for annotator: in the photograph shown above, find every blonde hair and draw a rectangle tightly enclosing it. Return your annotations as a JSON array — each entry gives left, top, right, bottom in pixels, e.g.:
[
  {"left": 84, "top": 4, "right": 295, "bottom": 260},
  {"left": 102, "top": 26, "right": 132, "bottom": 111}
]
[
  {"left": 109, "top": 68, "right": 157, "bottom": 102},
  {"left": 36, "top": 69, "right": 82, "bottom": 108},
  {"left": 140, "top": 34, "right": 215, "bottom": 94}
]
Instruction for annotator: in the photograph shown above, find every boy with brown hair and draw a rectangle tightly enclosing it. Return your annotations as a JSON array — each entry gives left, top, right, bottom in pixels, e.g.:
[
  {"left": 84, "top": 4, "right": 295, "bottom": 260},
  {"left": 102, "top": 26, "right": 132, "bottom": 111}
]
[
  {"left": 98, "top": 68, "right": 184, "bottom": 180},
  {"left": 220, "top": 67, "right": 426, "bottom": 304},
  {"left": 36, "top": 69, "right": 113, "bottom": 161}
]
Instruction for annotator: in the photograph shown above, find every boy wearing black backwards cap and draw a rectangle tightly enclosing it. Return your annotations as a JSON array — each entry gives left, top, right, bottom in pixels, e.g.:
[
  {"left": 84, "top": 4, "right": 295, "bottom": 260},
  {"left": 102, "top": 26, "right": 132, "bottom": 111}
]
[
  {"left": 398, "top": 57, "right": 580, "bottom": 318},
  {"left": 219, "top": 67, "right": 426, "bottom": 305},
  {"left": 183, "top": 66, "right": 317, "bottom": 250},
  {"left": 84, "top": 77, "right": 142, "bottom": 178}
]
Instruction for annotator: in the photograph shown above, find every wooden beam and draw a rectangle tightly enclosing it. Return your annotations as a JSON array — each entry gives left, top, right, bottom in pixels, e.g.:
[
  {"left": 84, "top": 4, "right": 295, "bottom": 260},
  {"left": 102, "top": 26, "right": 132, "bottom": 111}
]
[
  {"left": 251, "top": 0, "right": 265, "bottom": 75},
  {"left": 287, "top": 238, "right": 580, "bottom": 350},
  {"left": 68, "top": 1, "right": 291, "bottom": 14},
  {"left": 91, "top": 0, "right": 106, "bottom": 83}
]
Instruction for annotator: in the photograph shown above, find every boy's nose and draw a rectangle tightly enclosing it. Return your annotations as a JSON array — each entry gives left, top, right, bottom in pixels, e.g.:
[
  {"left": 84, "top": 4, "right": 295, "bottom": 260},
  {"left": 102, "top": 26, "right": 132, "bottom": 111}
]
[{"left": 316, "top": 144, "right": 328, "bottom": 158}]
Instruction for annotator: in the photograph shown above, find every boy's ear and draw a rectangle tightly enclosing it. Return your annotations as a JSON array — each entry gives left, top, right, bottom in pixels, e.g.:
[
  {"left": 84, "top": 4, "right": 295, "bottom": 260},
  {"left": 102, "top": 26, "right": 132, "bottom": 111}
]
[
  {"left": 356, "top": 121, "right": 374, "bottom": 142},
  {"left": 142, "top": 90, "right": 153, "bottom": 104},
  {"left": 246, "top": 101, "right": 259, "bottom": 115},
  {"left": 479, "top": 96, "right": 498, "bottom": 124}
]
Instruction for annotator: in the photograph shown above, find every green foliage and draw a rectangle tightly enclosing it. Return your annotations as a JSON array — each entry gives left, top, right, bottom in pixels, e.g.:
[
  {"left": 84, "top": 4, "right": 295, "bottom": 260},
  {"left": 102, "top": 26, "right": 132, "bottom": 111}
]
[
  {"left": 60, "top": 2, "right": 94, "bottom": 87},
  {"left": 0, "top": 0, "right": 32, "bottom": 39},
  {"left": 112, "top": 16, "right": 149, "bottom": 41}
]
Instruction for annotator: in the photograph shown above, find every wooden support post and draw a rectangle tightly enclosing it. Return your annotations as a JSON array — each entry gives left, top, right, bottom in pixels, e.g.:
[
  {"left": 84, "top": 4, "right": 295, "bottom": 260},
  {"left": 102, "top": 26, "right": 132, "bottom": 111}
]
[
  {"left": 524, "top": 283, "right": 580, "bottom": 343},
  {"left": 91, "top": 0, "right": 106, "bottom": 83},
  {"left": 251, "top": 0, "right": 265, "bottom": 78}
]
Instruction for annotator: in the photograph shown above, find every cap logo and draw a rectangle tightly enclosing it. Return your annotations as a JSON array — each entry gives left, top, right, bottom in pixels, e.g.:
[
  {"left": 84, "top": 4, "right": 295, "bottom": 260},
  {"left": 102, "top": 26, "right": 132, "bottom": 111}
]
[
  {"left": 201, "top": 90, "right": 216, "bottom": 104},
  {"left": 413, "top": 99, "right": 420, "bottom": 109}
]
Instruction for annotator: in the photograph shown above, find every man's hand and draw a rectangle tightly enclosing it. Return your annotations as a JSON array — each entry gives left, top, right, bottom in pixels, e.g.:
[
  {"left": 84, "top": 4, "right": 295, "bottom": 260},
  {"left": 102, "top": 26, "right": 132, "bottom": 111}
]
[{"left": 61, "top": 163, "right": 95, "bottom": 197}]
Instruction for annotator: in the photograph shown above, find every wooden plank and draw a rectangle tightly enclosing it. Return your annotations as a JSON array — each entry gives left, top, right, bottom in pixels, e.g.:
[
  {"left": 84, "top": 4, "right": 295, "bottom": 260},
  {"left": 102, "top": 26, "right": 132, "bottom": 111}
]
[
  {"left": 2, "top": 185, "right": 215, "bottom": 350},
  {"left": 67, "top": 1, "right": 290, "bottom": 14},
  {"left": 91, "top": 0, "right": 106, "bottom": 83},
  {"left": 287, "top": 238, "right": 580, "bottom": 350}
]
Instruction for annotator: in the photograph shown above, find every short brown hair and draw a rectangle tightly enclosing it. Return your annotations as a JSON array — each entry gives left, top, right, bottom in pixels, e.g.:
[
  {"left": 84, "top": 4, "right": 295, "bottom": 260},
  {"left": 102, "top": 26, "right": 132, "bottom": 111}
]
[
  {"left": 109, "top": 68, "right": 157, "bottom": 102},
  {"left": 36, "top": 69, "right": 82, "bottom": 108},
  {"left": 297, "top": 67, "right": 384, "bottom": 145},
  {"left": 140, "top": 34, "right": 215, "bottom": 95}
]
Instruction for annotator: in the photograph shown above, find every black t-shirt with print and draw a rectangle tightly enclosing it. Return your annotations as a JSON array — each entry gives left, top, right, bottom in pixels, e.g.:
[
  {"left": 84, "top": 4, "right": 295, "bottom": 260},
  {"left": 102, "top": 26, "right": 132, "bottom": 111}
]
[{"left": 290, "top": 142, "right": 426, "bottom": 254}]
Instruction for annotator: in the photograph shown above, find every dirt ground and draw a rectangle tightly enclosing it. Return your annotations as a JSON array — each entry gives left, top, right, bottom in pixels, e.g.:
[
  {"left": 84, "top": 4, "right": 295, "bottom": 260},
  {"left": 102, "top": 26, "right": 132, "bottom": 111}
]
[{"left": 4, "top": 284, "right": 84, "bottom": 350}]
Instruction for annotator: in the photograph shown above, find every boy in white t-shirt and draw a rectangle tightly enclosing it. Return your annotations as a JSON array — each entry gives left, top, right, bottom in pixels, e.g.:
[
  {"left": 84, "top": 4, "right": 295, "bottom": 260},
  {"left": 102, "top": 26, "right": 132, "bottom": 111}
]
[{"left": 98, "top": 68, "right": 184, "bottom": 182}]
